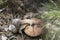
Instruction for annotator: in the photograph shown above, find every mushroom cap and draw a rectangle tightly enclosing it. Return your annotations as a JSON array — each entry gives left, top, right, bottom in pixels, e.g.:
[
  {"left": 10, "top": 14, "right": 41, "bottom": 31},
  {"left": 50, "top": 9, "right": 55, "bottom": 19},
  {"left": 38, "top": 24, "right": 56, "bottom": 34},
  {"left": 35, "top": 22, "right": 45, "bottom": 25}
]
[
  {"left": 21, "top": 19, "right": 34, "bottom": 24},
  {"left": 23, "top": 18, "right": 44, "bottom": 37}
]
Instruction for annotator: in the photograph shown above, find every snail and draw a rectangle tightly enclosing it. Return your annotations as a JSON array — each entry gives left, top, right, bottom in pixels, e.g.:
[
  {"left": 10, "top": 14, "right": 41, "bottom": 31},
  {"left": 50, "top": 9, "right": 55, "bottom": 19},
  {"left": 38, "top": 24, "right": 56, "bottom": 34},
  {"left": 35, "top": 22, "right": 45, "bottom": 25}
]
[{"left": 21, "top": 18, "right": 44, "bottom": 37}]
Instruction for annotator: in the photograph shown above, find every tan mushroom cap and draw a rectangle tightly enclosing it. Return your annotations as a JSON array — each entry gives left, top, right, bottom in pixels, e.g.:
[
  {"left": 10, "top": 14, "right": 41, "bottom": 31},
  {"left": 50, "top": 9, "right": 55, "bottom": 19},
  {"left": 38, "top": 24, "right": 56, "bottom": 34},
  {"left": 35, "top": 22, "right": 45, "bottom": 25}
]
[
  {"left": 24, "top": 18, "right": 44, "bottom": 37},
  {"left": 21, "top": 19, "right": 34, "bottom": 24}
]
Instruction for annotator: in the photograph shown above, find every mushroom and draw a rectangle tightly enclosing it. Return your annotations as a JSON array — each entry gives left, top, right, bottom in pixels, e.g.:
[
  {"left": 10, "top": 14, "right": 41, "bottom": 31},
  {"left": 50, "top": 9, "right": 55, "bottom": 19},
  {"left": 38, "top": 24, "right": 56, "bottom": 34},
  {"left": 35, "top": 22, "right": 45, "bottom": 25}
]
[
  {"left": 22, "top": 18, "right": 44, "bottom": 37},
  {"left": 19, "top": 19, "right": 34, "bottom": 33},
  {"left": 19, "top": 19, "right": 34, "bottom": 39}
]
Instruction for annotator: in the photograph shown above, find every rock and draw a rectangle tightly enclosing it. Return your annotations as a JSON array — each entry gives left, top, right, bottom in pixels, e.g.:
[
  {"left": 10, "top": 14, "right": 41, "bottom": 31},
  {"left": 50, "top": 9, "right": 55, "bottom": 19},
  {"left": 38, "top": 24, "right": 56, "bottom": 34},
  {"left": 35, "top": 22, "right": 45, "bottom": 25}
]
[
  {"left": 4, "top": 28, "right": 9, "bottom": 32},
  {"left": 12, "top": 19, "right": 22, "bottom": 30},
  {"left": 8, "top": 24, "right": 17, "bottom": 33},
  {"left": 0, "top": 26, "right": 4, "bottom": 32},
  {"left": 1, "top": 34, "right": 8, "bottom": 40}
]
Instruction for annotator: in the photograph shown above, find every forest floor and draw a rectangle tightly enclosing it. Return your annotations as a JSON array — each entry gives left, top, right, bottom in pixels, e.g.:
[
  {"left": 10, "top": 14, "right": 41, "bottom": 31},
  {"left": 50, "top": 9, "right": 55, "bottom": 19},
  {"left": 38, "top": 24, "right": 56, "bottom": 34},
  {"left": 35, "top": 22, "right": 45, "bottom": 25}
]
[{"left": 0, "top": 2, "right": 60, "bottom": 40}]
